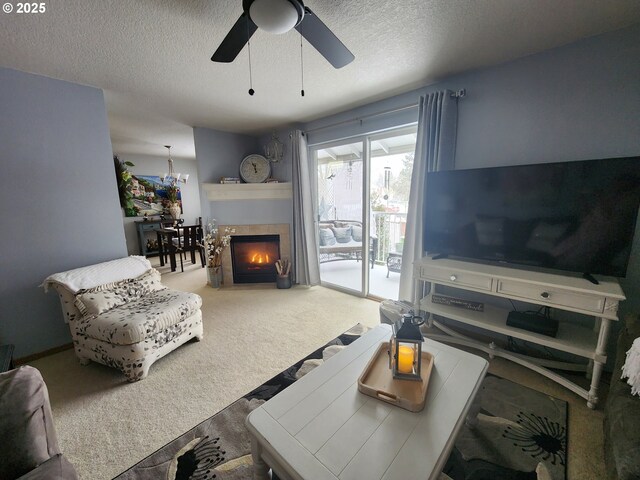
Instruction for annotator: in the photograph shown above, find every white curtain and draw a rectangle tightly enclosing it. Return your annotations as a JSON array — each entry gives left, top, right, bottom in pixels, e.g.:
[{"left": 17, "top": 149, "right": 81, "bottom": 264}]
[
  {"left": 291, "top": 130, "right": 321, "bottom": 286},
  {"left": 398, "top": 91, "right": 458, "bottom": 301}
]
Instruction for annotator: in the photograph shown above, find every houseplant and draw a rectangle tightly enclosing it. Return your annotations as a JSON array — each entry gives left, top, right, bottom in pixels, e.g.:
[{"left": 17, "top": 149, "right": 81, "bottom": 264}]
[
  {"left": 164, "top": 182, "right": 181, "bottom": 220},
  {"left": 203, "top": 222, "right": 234, "bottom": 287},
  {"left": 113, "top": 155, "right": 138, "bottom": 217}
]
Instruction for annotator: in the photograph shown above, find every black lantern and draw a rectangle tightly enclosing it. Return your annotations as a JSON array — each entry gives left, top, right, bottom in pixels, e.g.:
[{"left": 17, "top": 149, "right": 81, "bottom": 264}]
[{"left": 389, "top": 313, "right": 424, "bottom": 381}]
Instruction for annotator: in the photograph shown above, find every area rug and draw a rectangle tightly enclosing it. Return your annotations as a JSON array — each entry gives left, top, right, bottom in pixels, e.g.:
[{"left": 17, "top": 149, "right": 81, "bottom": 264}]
[
  {"left": 115, "top": 326, "right": 567, "bottom": 480},
  {"left": 443, "top": 374, "right": 567, "bottom": 480}
]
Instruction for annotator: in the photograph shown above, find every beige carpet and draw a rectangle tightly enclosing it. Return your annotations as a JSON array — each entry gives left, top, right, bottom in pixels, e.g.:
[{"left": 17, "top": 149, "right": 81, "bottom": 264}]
[
  {"left": 28, "top": 261, "right": 607, "bottom": 479},
  {"left": 30, "top": 264, "right": 380, "bottom": 479}
]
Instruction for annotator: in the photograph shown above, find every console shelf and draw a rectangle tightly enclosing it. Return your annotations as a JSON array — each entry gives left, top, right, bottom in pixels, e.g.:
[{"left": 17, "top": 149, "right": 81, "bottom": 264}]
[
  {"left": 420, "top": 294, "right": 598, "bottom": 359},
  {"left": 413, "top": 256, "right": 625, "bottom": 409}
]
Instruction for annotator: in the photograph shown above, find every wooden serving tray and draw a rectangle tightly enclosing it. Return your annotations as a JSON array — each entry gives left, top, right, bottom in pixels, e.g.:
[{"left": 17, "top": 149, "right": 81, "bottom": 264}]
[{"left": 358, "top": 341, "right": 434, "bottom": 412}]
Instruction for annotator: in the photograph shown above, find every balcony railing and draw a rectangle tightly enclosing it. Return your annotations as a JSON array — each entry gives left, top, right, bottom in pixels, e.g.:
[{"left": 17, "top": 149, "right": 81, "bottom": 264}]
[{"left": 373, "top": 212, "right": 407, "bottom": 264}]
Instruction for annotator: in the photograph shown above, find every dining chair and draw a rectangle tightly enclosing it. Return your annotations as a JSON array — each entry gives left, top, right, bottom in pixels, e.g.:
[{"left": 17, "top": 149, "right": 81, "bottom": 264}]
[{"left": 175, "top": 225, "right": 205, "bottom": 272}]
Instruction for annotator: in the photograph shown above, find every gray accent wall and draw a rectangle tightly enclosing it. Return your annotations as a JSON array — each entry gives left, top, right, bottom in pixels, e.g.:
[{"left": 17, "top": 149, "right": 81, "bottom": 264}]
[
  {"left": 117, "top": 153, "right": 202, "bottom": 255},
  {"left": 193, "top": 127, "right": 266, "bottom": 224},
  {"left": 436, "top": 25, "right": 640, "bottom": 323},
  {"left": 257, "top": 125, "right": 301, "bottom": 183},
  {"left": 442, "top": 26, "right": 640, "bottom": 169},
  {"left": 306, "top": 25, "right": 640, "bottom": 163},
  {"left": 303, "top": 25, "right": 640, "bottom": 365},
  {"left": 0, "top": 67, "right": 127, "bottom": 358}
]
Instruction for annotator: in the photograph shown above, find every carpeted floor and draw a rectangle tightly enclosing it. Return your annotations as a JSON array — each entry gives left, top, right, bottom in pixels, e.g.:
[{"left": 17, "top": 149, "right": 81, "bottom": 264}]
[
  {"left": 115, "top": 327, "right": 568, "bottom": 480},
  {"left": 28, "top": 261, "right": 607, "bottom": 479},
  {"left": 30, "top": 263, "right": 380, "bottom": 479},
  {"left": 113, "top": 326, "right": 370, "bottom": 480}
]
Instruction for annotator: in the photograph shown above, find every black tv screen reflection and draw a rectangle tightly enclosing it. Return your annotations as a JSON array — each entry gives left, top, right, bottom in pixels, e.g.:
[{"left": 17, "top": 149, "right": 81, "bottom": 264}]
[{"left": 423, "top": 157, "right": 640, "bottom": 277}]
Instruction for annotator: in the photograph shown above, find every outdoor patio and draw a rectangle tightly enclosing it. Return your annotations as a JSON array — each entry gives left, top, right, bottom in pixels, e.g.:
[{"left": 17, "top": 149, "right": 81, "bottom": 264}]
[{"left": 319, "top": 259, "right": 401, "bottom": 300}]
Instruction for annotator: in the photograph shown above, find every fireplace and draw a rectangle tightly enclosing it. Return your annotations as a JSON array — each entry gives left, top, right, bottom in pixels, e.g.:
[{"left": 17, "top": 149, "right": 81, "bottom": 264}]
[
  {"left": 220, "top": 224, "right": 290, "bottom": 285},
  {"left": 230, "top": 235, "right": 280, "bottom": 283}
]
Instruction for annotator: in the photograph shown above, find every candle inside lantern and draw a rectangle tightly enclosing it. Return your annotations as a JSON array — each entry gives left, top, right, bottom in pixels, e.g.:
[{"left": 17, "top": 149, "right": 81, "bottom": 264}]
[{"left": 397, "top": 345, "right": 415, "bottom": 374}]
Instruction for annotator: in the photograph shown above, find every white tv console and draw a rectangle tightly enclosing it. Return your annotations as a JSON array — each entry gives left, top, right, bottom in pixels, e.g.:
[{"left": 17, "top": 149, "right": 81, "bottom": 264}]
[{"left": 413, "top": 255, "right": 626, "bottom": 409}]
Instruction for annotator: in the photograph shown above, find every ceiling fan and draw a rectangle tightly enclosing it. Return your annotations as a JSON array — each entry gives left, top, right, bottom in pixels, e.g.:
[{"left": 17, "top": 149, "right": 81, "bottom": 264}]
[{"left": 211, "top": 0, "right": 355, "bottom": 69}]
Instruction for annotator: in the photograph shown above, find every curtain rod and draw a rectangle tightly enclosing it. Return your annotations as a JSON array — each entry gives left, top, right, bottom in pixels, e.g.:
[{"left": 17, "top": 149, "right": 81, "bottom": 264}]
[{"left": 304, "top": 89, "right": 465, "bottom": 136}]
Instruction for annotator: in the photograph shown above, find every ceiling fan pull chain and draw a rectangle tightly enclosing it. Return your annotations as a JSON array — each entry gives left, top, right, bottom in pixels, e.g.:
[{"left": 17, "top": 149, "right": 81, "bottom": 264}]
[
  {"left": 247, "top": 21, "right": 255, "bottom": 96},
  {"left": 300, "top": 30, "right": 305, "bottom": 97}
]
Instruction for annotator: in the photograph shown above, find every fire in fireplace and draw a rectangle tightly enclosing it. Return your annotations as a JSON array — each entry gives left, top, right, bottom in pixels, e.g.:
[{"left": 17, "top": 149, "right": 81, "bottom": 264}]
[{"left": 230, "top": 234, "right": 280, "bottom": 283}]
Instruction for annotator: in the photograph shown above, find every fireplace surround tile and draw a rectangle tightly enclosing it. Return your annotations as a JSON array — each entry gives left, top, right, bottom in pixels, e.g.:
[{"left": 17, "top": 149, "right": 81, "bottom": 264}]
[{"left": 220, "top": 224, "right": 291, "bottom": 285}]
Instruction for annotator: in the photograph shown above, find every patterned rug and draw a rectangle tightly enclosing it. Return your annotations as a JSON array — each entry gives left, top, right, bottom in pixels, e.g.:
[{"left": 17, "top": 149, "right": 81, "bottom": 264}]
[
  {"left": 444, "top": 375, "right": 567, "bottom": 480},
  {"left": 115, "top": 325, "right": 567, "bottom": 480}
]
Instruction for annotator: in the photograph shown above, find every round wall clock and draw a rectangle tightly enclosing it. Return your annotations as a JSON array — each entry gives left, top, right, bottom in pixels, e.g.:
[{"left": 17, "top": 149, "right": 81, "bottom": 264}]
[{"left": 240, "top": 154, "right": 271, "bottom": 183}]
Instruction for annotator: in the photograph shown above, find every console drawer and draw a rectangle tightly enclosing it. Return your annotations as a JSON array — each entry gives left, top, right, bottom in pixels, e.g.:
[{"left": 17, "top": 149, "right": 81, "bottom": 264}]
[
  {"left": 496, "top": 280, "right": 605, "bottom": 313},
  {"left": 140, "top": 223, "right": 159, "bottom": 232},
  {"left": 420, "top": 266, "right": 493, "bottom": 291}
]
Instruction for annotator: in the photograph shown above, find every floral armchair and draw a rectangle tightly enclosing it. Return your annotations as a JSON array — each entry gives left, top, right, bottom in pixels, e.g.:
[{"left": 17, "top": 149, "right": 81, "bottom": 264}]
[{"left": 43, "top": 256, "right": 203, "bottom": 382}]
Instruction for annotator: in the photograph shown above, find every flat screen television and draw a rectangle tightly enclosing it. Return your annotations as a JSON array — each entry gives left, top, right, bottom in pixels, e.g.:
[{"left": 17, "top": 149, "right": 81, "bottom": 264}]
[{"left": 423, "top": 156, "right": 640, "bottom": 278}]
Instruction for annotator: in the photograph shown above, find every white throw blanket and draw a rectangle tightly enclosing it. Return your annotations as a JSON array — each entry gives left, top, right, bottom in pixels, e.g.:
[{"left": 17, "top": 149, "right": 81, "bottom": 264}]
[
  {"left": 42, "top": 256, "right": 151, "bottom": 293},
  {"left": 622, "top": 337, "right": 640, "bottom": 397}
]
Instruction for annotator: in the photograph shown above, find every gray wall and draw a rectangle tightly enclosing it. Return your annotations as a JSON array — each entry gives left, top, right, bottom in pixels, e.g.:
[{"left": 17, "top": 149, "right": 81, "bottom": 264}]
[
  {"left": 193, "top": 127, "right": 277, "bottom": 225},
  {"left": 0, "top": 67, "right": 127, "bottom": 358},
  {"left": 306, "top": 24, "right": 640, "bottom": 164},
  {"left": 442, "top": 26, "right": 640, "bottom": 169},
  {"left": 193, "top": 127, "right": 260, "bottom": 184},
  {"left": 436, "top": 24, "right": 640, "bottom": 323},
  {"left": 303, "top": 25, "right": 640, "bottom": 364},
  {"left": 257, "top": 126, "right": 301, "bottom": 183},
  {"left": 117, "top": 153, "right": 202, "bottom": 255}
]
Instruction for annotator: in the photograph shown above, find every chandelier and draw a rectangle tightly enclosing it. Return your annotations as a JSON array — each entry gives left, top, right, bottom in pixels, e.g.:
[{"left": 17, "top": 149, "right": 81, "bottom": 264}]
[{"left": 160, "top": 145, "right": 188, "bottom": 184}]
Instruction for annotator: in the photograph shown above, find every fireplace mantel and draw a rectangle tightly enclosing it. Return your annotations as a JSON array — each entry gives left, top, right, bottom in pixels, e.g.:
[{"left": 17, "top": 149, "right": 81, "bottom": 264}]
[{"left": 202, "top": 182, "right": 292, "bottom": 201}]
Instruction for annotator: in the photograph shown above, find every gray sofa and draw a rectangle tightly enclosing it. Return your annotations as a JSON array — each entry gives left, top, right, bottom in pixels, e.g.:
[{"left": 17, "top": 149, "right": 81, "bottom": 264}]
[
  {"left": 0, "top": 366, "right": 78, "bottom": 479},
  {"left": 318, "top": 220, "right": 377, "bottom": 267},
  {"left": 604, "top": 314, "right": 640, "bottom": 480}
]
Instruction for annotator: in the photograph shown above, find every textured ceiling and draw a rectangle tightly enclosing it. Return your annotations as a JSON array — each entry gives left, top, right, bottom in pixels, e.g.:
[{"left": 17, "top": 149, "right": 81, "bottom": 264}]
[{"left": 1, "top": 0, "right": 639, "bottom": 158}]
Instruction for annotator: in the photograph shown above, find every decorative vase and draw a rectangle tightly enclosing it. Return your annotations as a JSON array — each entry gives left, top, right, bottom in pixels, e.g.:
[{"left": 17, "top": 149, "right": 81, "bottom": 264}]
[
  {"left": 276, "top": 274, "right": 292, "bottom": 289},
  {"left": 207, "top": 266, "right": 223, "bottom": 288},
  {"left": 168, "top": 202, "right": 181, "bottom": 221}
]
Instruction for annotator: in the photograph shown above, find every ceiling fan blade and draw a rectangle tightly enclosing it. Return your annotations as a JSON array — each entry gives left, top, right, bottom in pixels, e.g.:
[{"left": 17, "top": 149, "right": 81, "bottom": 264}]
[
  {"left": 211, "top": 13, "right": 258, "bottom": 63},
  {"left": 295, "top": 7, "right": 354, "bottom": 69}
]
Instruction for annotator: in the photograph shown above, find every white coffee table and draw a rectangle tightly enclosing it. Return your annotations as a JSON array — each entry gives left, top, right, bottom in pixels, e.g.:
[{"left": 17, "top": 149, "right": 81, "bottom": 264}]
[{"left": 246, "top": 324, "right": 489, "bottom": 480}]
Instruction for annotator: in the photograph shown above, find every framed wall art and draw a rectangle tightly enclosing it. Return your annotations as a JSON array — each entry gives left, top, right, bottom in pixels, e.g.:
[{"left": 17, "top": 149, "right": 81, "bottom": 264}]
[{"left": 126, "top": 175, "right": 182, "bottom": 218}]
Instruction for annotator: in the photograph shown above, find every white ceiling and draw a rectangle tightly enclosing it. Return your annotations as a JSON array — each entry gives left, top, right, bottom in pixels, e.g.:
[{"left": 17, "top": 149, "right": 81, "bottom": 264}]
[{"left": 1, "top": 1, "right": 639, "bottom": 159}]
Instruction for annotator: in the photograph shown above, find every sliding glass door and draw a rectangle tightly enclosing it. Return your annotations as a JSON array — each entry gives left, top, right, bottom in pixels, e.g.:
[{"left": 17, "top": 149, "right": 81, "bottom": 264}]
[
  {"left": 368, "top": 128, "right": 416, "bottom": 298},
  {"left": 313, "top": 126, "right": 417, "bottom": 299},
  {"left": 315, "top": 140, "right": 366, "bottom": 294}
]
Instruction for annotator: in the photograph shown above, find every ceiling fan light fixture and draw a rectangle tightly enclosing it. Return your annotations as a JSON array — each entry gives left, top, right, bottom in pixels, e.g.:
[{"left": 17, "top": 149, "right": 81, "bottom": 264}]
[{"left": 250, "top": 0, "right": 300, "bottom": 34}]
